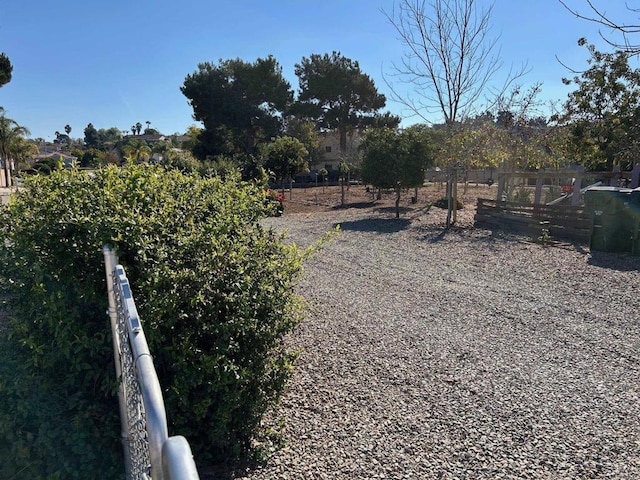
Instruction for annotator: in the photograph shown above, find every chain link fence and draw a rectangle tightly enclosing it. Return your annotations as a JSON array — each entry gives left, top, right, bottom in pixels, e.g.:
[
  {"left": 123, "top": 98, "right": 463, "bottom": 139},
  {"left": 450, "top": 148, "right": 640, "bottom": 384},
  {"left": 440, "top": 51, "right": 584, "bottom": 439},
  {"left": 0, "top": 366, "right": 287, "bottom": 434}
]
[{"left": 104, "top": 247, "right": 200, "bottom": 480}]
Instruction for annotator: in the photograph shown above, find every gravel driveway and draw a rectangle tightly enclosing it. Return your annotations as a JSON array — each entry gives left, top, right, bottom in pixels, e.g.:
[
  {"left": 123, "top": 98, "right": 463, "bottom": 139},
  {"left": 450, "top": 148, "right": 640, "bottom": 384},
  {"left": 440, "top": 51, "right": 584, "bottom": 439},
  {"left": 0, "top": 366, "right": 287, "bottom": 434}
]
[{"left": 237, "top": 208, "right": 640, "bottom": 479}]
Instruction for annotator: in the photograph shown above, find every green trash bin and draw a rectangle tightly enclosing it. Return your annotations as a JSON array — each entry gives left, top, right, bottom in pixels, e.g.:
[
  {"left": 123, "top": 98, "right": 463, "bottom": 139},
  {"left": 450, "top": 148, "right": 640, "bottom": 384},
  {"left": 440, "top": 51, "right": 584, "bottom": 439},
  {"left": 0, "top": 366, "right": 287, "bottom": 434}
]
[
  {"left": 629, "top": 188, "right": 640, "bottom": 256},
  {"left": 584, "top": 186, "right": 633, "bottom": 253}
]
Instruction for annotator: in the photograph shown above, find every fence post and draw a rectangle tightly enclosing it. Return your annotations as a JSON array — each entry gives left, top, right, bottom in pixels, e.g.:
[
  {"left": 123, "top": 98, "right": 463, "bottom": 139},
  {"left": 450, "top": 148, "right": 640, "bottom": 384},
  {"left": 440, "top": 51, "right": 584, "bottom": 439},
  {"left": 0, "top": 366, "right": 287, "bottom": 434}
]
[
  {"left": 572, "top": 166, "right": 584, "bottom": 206},
  {"left": 497, "top": 174, "right": 505, "bottom": 206},
  {"left": 631, "top": 164, "right": 640, "bottom": 189},
  {"left": 534, "top": 170, "right": 544, "bottom": 205},
  {"left": 610, "top": 165, "right": 621, "bottom": 186}
]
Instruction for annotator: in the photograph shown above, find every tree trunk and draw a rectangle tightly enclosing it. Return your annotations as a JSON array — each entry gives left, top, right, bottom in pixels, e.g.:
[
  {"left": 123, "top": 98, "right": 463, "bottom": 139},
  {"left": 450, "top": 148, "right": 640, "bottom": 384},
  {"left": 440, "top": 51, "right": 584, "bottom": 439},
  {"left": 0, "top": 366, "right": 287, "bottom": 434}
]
[
  {"left": 340, "top": 177, "right": 345, "bottom": 206},
  {"left": 339, "top": 126, "right": 348, "bottom": 154},
  {"left": 395, "top": 186, "right": 401, "bottom": 218}
]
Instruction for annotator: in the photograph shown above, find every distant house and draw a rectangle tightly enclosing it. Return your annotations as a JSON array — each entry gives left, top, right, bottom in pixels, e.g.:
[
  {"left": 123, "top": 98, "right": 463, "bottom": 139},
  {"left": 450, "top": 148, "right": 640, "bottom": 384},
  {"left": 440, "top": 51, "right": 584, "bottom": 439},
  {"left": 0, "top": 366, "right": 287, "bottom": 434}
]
[
  {"left": 316, "top": 129, "right": 363, "bottom": 172},
  {"left": 124, "top": 133, "right": 167, "bottom": 143}
]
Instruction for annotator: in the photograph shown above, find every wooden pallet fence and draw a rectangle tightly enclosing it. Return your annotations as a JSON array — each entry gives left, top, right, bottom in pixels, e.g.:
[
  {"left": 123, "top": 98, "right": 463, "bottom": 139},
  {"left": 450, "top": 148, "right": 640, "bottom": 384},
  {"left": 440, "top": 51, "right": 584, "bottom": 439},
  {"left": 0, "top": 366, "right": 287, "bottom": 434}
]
[{"left": 475, "top": 198, "right": 591, "bottom": 242}]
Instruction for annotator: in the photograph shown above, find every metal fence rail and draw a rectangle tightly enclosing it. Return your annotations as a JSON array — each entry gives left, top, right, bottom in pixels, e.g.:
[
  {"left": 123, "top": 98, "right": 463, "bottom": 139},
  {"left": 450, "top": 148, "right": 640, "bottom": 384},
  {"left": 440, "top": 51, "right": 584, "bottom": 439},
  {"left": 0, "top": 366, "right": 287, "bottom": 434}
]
[{"left": 104, "top": 247, "right": 200, "bottom": 480}]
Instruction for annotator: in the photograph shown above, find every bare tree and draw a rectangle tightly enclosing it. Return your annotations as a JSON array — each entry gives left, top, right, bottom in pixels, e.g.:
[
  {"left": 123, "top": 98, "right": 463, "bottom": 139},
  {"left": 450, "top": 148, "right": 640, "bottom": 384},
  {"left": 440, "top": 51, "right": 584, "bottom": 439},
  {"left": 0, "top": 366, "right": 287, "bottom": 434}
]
[
  {"left": 384, "top": 0, "right": 527, "bottom": 124},
  {"left": 559, "top": 0, "right": 640, "bottom": 54}
]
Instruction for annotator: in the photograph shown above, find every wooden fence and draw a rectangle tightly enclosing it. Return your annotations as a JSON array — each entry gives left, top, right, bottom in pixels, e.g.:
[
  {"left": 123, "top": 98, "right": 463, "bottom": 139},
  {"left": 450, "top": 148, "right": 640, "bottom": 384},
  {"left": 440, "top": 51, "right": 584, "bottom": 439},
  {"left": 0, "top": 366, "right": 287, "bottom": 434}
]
[{"left": 475, "top": 198, "right": 591, "bottom": 242}]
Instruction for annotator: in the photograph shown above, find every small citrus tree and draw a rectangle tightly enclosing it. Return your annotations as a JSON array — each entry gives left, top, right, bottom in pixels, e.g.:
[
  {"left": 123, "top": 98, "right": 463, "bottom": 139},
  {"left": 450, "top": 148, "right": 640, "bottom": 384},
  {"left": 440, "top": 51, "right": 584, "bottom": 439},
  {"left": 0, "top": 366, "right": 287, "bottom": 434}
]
[
  {"left": 361, "top": 126, "right": 432, "bottom": 217},
  {"left": 263, "top": 135, "right": 309, "bottom": 197}
]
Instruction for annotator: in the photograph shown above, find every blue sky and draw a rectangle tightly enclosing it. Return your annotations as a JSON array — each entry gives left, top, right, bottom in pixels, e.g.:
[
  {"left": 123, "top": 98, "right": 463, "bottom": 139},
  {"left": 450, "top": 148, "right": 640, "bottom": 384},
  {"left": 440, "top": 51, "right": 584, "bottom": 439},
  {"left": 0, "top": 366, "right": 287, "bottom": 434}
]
[{"left": 0, "top": 0, "right": 635, "bottom": 140}]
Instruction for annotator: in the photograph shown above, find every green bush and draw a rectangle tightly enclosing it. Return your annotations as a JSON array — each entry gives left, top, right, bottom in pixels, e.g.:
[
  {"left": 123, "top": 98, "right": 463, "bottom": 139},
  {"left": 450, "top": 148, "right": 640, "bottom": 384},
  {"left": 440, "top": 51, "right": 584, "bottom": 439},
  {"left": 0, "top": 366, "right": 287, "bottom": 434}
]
[{"left": 0, "top": 165, "right": 304, "bottom": 476}]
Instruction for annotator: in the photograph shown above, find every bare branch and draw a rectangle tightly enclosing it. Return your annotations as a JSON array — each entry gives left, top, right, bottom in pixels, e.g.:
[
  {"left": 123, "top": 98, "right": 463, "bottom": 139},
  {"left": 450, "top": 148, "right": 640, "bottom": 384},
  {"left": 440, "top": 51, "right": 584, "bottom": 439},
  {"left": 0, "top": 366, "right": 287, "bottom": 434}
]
[
  {"left": 559, "top": 0, "right": 640, "bottom": 54},
  {"left": 383, "top": 0, "right": 528, "bottom": 125}
]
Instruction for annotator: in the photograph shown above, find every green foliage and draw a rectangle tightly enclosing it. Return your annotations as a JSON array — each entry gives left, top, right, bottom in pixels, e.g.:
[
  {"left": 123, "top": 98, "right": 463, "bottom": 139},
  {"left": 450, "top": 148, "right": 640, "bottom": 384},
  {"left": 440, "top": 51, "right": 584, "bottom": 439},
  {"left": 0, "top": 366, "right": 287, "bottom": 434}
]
[
  {"left": 163, "top": 149, "right": 202, "bottom": 174},
  {"left": 361, "top": 127, "right": 432, "bottom": 190},
  {"left": 538, "top": 227, "right": 551, "bottom": 246},
  {"left": 78, "top": 148, "right": 105, "bottom": 168},
  {"left": 83, "top": 123, "right": 100, "bottom": 148},
  {"left": 181, "top": 56, "right": 292, "bottom": 157},
  {"left": 0, "top": 334, "right": 122, "bottom": 479},
  {"left": 0, "top": 165, "right": 304, "bottom": 474},
  {"left": 509, "top": 186, "right": 532, "bottom": 204},
  {"left": 33, "top": 155, "right": 64, "bottom": 174},
  {"left": 263, "top": 136, "right": 308, "bottom": 182},
  {"left": 121, "top": 138, "right": 151, "bottom": 164},
  {"left": 83, "top": 123, "right": 123, "bottom": 151},
  {"left": 0, "top": 52, "right": 12, "bottom": 88},
  {"left": 285, "top": 118, "right": 321, "bottom": 166},
  {"left": 557, "top": 40, "right": 640, "bottom": 171},
  {"left": 0, "top": 114, "right": 31, "bottom": 184}
]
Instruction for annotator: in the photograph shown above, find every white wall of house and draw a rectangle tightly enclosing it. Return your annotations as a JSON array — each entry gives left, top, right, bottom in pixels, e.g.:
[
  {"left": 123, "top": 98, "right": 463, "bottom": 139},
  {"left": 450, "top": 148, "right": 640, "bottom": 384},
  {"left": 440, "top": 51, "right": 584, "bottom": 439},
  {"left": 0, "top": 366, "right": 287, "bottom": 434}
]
[{"left": 316, "top": 130, "right": 363, "bottom": 171}]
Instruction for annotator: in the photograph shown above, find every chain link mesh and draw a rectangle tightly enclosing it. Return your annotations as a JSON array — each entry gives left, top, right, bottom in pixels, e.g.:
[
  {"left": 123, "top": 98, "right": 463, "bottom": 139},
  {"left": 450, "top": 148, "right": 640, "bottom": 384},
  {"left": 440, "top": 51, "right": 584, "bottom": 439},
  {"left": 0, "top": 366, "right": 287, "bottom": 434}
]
[{"left": 113, "top": 270, "right": 152, "bottom": 479}]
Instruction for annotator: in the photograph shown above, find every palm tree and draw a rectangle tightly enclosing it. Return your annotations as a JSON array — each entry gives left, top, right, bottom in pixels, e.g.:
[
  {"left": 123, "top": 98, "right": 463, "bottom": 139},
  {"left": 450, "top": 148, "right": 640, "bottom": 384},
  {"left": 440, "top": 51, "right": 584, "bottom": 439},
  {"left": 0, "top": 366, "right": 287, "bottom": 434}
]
[
  {"left": 0, "top": 114, "right": 30, "bottom": 187},
  {"left": 135, "top": 122, "right": 142, "bottom": 135},
  {"left": 122, "top": 139, "right": 151, "bottom": 164},
  {"left": 145, "top": 120, "right": 151, "bottom": 132},
  {"left": 64, "top": 124, "right": 71, "bottom": 136},
  {"left": 131, "top": 125, "right": 137, "bottom": 136},
  {"left": 9, "top": 137, "right": 38, "bottom": 171}
]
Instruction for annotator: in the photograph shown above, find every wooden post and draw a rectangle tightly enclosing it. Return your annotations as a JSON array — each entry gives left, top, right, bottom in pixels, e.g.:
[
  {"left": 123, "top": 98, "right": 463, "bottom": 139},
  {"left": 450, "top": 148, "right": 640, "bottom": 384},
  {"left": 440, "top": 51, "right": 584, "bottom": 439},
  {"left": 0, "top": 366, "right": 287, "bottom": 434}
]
[
  {"left": 631, "top": 164, "right": 640, "bottom": 189},
  {"left": 572, "top": 166, "right": 584, "bottom": 206},
  {"left": 452, "top": 171, "right": 458, "bottom": 225},
  {"left": 534, "top": 171, "right": 544, "bottom": 205},
  {"left": 610, "top": 165, "right": 621, "bottom": 186},
  {"left": 497, "top": 174, "right": 505, "bottom": 206}
]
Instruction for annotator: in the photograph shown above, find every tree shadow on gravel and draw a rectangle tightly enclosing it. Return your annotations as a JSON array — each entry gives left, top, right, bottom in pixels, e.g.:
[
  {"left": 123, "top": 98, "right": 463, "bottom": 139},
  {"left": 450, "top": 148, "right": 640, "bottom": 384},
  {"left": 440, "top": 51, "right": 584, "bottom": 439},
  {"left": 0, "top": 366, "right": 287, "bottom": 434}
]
[
  {"left": 587, "top": 251, "right": 640, "bottom": 271},
  {"left": 332, "top": 201, "right": 375, "bottom": 210},
  {"left": 335, "top": 217, "right": 411, "bottom": 233},
  {"left": 374, "top": 206, "right": 413, "bottom": 215}
]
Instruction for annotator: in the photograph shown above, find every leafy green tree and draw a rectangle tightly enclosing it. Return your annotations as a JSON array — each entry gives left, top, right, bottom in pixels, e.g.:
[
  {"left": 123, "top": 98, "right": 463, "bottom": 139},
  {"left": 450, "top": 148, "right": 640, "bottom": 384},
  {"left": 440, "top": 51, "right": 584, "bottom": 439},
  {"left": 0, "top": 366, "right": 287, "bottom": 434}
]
[
  {"left": 0, "top": 114, "right": 30, "bottom": 186},
  {"left": 181, "top": 56, "right": 292, "bottom": 157},
  {"left": 294, "top": 51, "right": 387, "bottom": 154},
  {"left": 79, "top": 148, "right": 105, "bottom": 168},
  {"left": 364, "top": 111, "right": 402, "bottom": 130},
  {"left": 361, "top": 127, "right": 432, "bottom": 217},
  {"left": 285, "top": 118, "right": 321, "bottom": 168},
  {"left": 98, "top": 127, "right": 123, "bottom": 146},
  {"left": 556, "top": 39, "right": 640, "bottom": 170},
  {"left": 64, "top": 124, "right": 71, "bottom": 136},
  {"left": 0, "top": 53, "right": 12, "bottom": 88},
  {"left": 84, "top": 123, "right": 100, "bottom": 148},
  {"left": 263, "top": 136, "right": 308, "bottom": 194}
]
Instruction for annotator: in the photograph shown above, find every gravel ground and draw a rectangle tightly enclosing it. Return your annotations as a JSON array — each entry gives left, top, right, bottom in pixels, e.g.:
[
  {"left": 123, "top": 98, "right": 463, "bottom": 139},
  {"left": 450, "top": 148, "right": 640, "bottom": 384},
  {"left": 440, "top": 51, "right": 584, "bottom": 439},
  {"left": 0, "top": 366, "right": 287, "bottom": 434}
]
[{"left": 231, "top": 205, "right": 640, "bottom": 480}]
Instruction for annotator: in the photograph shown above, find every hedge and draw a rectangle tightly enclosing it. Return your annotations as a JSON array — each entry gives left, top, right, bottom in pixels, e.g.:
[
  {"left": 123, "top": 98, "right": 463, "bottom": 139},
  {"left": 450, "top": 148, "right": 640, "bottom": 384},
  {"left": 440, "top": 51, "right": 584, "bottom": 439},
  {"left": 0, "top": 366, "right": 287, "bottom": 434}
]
[{"left": 0, "top": 165, "right": 303, "bottom": 477}]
